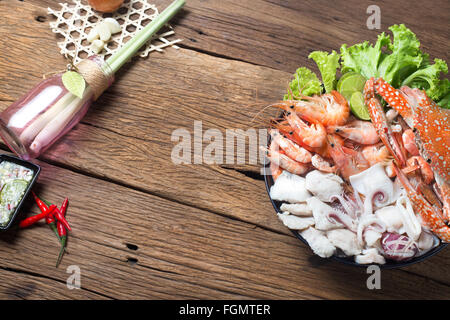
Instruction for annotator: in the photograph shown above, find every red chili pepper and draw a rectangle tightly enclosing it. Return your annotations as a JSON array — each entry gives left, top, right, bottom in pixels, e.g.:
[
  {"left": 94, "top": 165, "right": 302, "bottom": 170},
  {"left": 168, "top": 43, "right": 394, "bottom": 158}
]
[
  {"left": 34, "top": 193, "right": 60, "bottom": 239},
  {"left": 45, "top": 213, "right": 55, "bottom": 224},
  {"left": 60, "top": 198, "right": 68, "bottom": 216},
  {"left": 33, "top": 193, "right": 71, "bottom": 231},
  {"left": 32, "top": 191, "right": 49, "bottom": 213},
  {"left": 41, "top": 197, "right": 69, "bottom": 255},
  {"left": 19, "top": 205, "right": 56, "bottom": 228},
  {"left": 54, "top": 207, "right": 71, "bottom": 232}
]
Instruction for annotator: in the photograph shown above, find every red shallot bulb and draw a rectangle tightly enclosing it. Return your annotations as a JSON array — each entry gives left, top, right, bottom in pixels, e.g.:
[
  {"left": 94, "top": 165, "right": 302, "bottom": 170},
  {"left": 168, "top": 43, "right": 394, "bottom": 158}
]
[{"left": 381, "top": 232, "right": 418, "bottom": 261}]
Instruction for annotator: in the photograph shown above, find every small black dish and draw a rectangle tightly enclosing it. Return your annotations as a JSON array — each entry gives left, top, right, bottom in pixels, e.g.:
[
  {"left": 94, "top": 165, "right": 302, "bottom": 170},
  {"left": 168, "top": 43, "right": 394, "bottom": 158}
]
[
  {"left": 262, "top": 158, "right": 447, "bottom": 269},
  {"left": 0, "top": 154, "right": 40, "bottom": 231}
]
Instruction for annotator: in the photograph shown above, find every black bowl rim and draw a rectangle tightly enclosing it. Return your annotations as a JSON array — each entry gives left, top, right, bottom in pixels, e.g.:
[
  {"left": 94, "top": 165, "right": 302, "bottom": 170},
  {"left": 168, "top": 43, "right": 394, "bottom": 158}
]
[
  {"left": 262, "top": 158, "right": 447, "bottom": 269},
  {"left": 0, "top": 154, "right": 41, "bottom": 230}
]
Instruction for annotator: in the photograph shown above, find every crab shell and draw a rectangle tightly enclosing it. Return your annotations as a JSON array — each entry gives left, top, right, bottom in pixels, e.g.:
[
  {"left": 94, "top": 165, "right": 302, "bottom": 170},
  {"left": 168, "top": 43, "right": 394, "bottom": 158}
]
[{"left": 374, "top": 79, "right": 450, "bottom": 185}]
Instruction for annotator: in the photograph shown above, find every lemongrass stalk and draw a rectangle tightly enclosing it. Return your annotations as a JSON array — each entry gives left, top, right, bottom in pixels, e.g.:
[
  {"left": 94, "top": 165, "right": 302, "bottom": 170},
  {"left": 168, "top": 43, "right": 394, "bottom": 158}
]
[
  {"left": 19, "top": 92, "right": 76, "bottom": 144},
  {"left": 105, "top": 0, "right": 185, "bottom": 74},
  {"left": 29, "top": 88, "right": 92, "bottom": 154}
]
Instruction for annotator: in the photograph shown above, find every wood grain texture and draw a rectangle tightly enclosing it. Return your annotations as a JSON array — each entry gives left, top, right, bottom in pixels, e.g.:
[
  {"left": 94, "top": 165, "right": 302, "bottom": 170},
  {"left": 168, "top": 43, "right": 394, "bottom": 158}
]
[
  {"left": 0, "top": 157, "right": 448, "bottom": 300},
  {"left": 32, "top": 0, "right": 450, "bottom": 73},
  {"left": 0, "top": 268, "right": 107, "bottom": 299},
  {"left": 0, "top": 0, "right": 448, "bottom": 299},
  {"left": 0, "top": 1, "right": 290, "bottom": 235}
]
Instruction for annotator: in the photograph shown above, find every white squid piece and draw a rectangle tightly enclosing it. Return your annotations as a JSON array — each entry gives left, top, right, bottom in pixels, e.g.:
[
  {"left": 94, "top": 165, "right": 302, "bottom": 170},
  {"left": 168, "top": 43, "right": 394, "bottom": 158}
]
[
  {"left": 349, "top": 163, "right": 400, "bottom": 215},
  {"left": 305, "top": 170, "right": 344, "bottom": 202},
  {"left": 277, "top": 212, "right": 315, "bottom": 230},
  {"left": 300, "top": 227, "right": 336, "bottom": 258},
  {"left": 364, "top": 229, "right": 383, "bottom": 247},
  {"left": 417, "top": 231, "right": 439, "bottom": 253},
  {"left": 306, "top": 197, "right": 344, "bottom": 231},
  {"left": 354, "top": 248, "right": 386, "bottom": 265},
  {"left": 327, "top": 229, "right": 362, "bottom": 256},
  {"left": 280, "top": 203, "right": 312, "bottom": 216},
  {"left": 270, "top": 171, "right": 311, "bottom": 203},
  {"left": 375, "top": 206, "right": 404, "bottom": 233},
  {"left": 395, "top": 196, "right": 422, "bottom": 242}
]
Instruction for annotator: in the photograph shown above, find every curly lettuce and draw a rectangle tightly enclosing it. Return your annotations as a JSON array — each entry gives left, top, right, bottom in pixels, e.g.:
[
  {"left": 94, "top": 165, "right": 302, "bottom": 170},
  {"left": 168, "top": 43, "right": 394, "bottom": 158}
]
[
  {"left": 402, "top": 58, "right": 449, "bottom": 107},
  {"left": 340, "top": 32, "right": 391, "bottom": 80},
  {"left": 340, "top": 24, "right": 449, "bottom": 108},
  {"left": 284, "top": 67, "right": 322, "bottom": 100},
  {"left": 437, "top": 90, "right": 450, "bottom": 109},
  {"left": 377, "top": 24, "right": 424, "bottom": 87},
  {"left": 308, "top": 50, "right": 340, "bottom": 93}
]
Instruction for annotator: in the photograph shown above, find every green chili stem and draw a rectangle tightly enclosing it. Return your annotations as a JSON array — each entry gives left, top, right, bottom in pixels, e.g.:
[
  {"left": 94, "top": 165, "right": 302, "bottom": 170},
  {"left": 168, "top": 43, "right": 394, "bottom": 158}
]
[
  {"left": 56, "top": 236, "right": 67, "bottom": 268},
  {"left": 49, "top": 222, "right": 60, "bottom": 240},
  {"left": 41, "top": 198, "right": 69, "bottom": 254},
  {"left": 105, "top": 0, "right": 185, "bottom": 74}
]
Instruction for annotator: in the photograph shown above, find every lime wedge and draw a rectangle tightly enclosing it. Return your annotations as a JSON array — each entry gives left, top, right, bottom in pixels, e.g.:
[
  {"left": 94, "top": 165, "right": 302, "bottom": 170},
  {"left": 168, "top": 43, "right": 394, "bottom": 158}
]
[
  {"left": 349, "top": 91, "right": 371, "bottom": 120},
  {"left": 337, "top": 72, "right": 359, "bottom": 92},
  {"left": 340, "top": 90, "right": 354, "bottom": 102},
  {"left": 337, "top": 73, "right": 367, "bottom": 94},
  {"left": 1, "top": 179, "right": 28, "bottom": 205}
]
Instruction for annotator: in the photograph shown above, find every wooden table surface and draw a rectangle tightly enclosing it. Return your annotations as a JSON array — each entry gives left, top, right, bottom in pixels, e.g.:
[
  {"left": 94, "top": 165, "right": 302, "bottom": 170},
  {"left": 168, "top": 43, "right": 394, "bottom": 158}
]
[{"left": 0, "top": 0, "right": 449, "bottom": 300}]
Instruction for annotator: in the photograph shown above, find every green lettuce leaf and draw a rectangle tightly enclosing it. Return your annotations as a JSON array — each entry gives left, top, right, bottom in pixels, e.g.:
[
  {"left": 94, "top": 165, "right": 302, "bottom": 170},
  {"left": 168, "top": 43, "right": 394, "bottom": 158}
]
[
  {"left": 339, "top": 23, "right": 448, "bottom": 109},
  {"left": 437, "top": 90, "right": 450, "bottom": 109},
  {"left": 340, "top": 32, "right": 391, "bottom": 79},
  {"left": 284, "top": 67, "right": 322, "bottom": 99},
  {"left": 402, "top": 58, "right": 449, "bottom": 101},
  {"left": 433, "top": 79, "right": 450, "bottom": 109},
  {"left": 377, "top": 24, "right": 424, "bottom": 87},
  {"left": 308, "top": 50, "right": 340, "bottom": 93}
]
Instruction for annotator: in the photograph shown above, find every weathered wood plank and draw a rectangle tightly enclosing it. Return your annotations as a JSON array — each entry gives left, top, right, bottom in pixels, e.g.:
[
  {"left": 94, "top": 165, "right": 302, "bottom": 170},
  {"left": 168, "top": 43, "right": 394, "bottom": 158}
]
[
  {"left": 31, "top": 0, "right": 450, "bottom": 72},
  {"left": 0, "top": 1, "right": 290, "bottom": 235},
  {"left": 0, "top": 268, "right": 108, "bottom": 299},
  {"left": 0, "top": 0, "right": 449, "bottom": 291},
  {"left": 0, "top": 158, "right": 448, "bottom": 299}
]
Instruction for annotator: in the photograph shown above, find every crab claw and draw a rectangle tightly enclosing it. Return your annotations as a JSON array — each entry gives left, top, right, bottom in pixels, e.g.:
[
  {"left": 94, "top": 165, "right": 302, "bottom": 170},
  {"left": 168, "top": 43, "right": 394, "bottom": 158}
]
[
  {"left": 373, "top": 78, "right": 414, "bottom": 127},
  {"left": 393, "top": 164, "right": 450, "bottom": 243},
  {"left": 364, "top": 78, "right": 406, "bottom": 166}
]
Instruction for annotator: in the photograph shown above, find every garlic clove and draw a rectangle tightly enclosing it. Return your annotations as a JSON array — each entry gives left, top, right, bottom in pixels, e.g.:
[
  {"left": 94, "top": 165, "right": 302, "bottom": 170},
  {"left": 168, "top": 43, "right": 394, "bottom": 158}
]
[
  {"left": 87, "top": 27, "right": 100, "bottom": 42},
  {"left": 103, "top": 18, "right": 122, "bottom": 34},
  {"left": 97, "top": 23, "right": 111, "bottom": 41},
  {"left": 91, "top": 39, "right": 105, "bottom": 54}
]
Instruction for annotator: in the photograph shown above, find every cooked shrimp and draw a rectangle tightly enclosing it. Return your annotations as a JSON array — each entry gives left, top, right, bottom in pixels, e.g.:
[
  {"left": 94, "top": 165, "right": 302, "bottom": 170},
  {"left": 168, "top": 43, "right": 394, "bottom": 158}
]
[
  {"left": 361, "top": 144, "right": 392, "bottom": 166},
  {"left": 402, "top": 129, "right": 420, "bottom": 156},
  {"left": 270, "top": 162, "right": 283, "bottom": 181},
  {"left": 272, "top": 121, "right": 330, "bottom": 158},
  {"left": 327, "top": 134, "right": 369, "bottom": 180},
  {"left": 267, "top": 138, "right": 283, "bottom": 180},
  {"left": 270, "top": 129, "right": 312, "bottom": 163},
  {"left": 328, "top": 119, "right": 380, "bottom": 145},
  {"left": 311, "top": 154, "right": 336, "bottom": 173},
  {"left": 285, "top": 111, "right": 326, "bottom": 148},
  {"left": 261, "top": 146, "right": 309, "bottom": 175},
  {"left": 403, "top": 156, "right": 434, "bottom": 185},
  {"left": 270, "top": 91, "right": 350, "bottom": 126}
]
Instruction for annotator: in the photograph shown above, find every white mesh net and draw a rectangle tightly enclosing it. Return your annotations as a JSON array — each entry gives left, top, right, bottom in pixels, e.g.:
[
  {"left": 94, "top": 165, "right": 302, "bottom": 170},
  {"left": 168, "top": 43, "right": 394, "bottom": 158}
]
[{"left": 48, "top": 0, "right": 182, "bottom": 65}]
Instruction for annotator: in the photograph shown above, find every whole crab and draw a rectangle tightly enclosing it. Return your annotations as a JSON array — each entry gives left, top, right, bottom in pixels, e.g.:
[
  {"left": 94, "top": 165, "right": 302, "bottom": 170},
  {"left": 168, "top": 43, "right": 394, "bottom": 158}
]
[{"left": 364, "top": 77, "right": 449, "bottom": 242}]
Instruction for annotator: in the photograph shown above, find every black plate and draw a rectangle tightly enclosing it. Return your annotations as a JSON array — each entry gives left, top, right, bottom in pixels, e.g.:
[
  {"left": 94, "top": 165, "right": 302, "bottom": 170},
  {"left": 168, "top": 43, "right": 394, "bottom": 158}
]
[
  {"left": 262, "top": 159, "right": 447, "bottom": 269},
  {"left": 0, "top": 154, "right": 41, "bottom": 231}
]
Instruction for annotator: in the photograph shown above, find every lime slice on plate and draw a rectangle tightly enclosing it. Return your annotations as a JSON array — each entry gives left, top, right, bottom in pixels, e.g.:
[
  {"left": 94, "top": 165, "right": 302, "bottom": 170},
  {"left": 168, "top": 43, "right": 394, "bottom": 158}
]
[
  {"left": 349, "top": 91, "right": 371, "bottom": 120},
  {"left": 337, "top": 73, "right": 367, "bottom": 94},
  {"left": 1, "top": 179, "right": 28, "bottom": 205}
]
